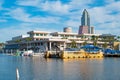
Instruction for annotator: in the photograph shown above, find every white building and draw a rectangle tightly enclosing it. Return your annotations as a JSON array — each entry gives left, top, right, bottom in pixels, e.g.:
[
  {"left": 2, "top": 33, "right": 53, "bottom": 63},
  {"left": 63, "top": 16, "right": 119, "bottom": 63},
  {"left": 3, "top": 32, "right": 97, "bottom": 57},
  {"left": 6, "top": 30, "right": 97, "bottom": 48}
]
[{"left": 4, "top": 28, "right": 115, "bottom": 53}]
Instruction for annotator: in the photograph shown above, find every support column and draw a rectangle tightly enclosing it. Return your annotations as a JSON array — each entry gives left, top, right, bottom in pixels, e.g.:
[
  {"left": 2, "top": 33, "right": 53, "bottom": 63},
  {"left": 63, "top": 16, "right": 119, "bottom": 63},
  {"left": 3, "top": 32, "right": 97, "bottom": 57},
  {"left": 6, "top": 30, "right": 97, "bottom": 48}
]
[
  {"left": 63, "top": 42, "right": 66, "bottom": 50},
  {"left": 49, "top": 42, "right": 51, "bottom": 51},
  {"left": 44, "top": 42, "right": 48, "bottom": 51}
]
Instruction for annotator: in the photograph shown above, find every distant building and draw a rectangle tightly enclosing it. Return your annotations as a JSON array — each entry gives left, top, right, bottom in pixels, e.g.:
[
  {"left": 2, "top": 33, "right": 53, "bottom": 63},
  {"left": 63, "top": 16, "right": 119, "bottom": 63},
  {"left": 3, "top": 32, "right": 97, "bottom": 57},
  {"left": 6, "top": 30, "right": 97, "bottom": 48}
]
[
  {"left": 79, "top": 9, "right": 90, "bottom": 34},
  {"left": 4, "top": 29, "right": 116, "bottom": 53},
  {"left": 91, "top": 27, "right": 94, "bottom": 34},
  {"left": 113, "top": 42, "right": 120, "bottom": 50},
  {"left": 78, "top": 26, "right": 88, "bottom": 34},
  {"left": 64, "top": 27, "right": 72, "bottom": 33}
]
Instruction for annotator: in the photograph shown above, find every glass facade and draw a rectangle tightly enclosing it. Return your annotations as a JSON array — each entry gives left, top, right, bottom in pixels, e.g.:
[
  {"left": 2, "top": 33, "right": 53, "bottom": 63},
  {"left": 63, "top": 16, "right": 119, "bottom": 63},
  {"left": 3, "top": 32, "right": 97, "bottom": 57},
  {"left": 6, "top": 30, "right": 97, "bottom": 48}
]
[{"left": 81, "top": 9, "right": 90, "bottom": 33}]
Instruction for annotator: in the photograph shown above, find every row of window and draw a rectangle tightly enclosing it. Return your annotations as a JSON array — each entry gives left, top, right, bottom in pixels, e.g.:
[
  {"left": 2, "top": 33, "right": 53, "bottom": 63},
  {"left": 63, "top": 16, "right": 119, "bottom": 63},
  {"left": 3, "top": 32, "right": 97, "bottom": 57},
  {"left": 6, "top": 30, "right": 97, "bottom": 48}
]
[{"left": 31, "top": 33, "right": 48, "bottom": 36}]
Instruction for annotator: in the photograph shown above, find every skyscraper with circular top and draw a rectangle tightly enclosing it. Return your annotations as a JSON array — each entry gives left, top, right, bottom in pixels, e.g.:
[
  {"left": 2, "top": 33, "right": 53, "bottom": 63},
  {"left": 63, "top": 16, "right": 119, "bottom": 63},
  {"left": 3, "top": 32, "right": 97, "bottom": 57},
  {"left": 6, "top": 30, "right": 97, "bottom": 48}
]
[{"left": 78, "top": 9, "right": 91, "bottom": 34}]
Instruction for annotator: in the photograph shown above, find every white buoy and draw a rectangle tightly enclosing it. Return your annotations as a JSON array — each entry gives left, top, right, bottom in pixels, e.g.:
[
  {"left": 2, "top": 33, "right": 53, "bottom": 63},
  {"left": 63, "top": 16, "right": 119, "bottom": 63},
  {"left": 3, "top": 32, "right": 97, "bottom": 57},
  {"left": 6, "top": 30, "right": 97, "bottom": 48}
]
[{"left": 16, "top": 68, "right": 19, "bottom": 80}]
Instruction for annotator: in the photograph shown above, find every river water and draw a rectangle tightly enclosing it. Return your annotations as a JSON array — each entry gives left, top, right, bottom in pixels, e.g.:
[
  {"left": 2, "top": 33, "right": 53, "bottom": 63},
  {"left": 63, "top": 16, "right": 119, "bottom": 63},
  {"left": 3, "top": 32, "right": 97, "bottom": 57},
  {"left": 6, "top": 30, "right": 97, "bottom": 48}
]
[{"left": 0, "top": 54, "right": 120, "bottom": 80}]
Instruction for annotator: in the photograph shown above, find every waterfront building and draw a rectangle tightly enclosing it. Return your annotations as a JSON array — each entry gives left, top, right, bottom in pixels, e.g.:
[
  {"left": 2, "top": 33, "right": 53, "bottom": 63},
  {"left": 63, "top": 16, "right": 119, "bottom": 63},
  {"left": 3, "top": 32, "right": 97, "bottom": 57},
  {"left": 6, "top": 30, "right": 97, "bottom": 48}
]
[{"left": 4, "top": 28, "right": 116, "bottom": 53}]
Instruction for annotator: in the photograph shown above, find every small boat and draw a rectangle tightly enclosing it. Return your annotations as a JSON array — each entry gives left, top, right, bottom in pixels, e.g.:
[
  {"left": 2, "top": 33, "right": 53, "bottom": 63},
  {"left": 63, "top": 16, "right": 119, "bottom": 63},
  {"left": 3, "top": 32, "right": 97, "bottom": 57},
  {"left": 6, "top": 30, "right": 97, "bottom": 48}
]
[{"left": 20, "top": 50, "right": 34, "bottom": 56}]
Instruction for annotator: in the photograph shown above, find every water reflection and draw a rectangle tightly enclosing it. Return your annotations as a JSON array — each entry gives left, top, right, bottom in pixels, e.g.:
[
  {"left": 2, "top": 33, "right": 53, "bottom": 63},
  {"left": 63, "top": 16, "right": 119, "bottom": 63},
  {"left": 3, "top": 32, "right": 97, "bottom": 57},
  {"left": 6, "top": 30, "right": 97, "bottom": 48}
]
[
  {"left": 0, "top": 54, "right": 120, "bottom": 80},
  {"left": 62, "top": 58, "right": 104, "bottom": 80}
]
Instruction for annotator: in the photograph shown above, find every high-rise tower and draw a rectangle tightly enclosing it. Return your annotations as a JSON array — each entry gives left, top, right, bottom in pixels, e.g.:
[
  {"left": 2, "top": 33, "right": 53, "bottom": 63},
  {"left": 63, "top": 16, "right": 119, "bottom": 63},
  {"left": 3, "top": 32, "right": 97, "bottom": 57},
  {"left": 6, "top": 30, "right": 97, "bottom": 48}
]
[
  {"left": 78, "top": 9, "right": 90, "bottom": 34},
  {"left": 81, "top": 9, "right": 90, "bottom": 28}
]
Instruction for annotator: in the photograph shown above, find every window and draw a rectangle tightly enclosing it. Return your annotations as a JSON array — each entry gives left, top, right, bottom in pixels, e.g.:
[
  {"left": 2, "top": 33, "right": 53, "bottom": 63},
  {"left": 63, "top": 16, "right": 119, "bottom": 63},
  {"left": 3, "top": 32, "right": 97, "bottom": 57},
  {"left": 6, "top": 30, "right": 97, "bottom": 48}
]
[
  {"left": 44, "top": 34, "right": 47, "bottom": 36},
  {"left": 41, "top": 42, "right": 43, "bottom": 45},
  {"left": 40, "top": 34, "right": 43, "bottom": 36},
  {"left": 36, "top": 33, "right": 39, "bottom": 36},
  {"left": 36, "top": 39, "right": 39, "bottom": 41}
]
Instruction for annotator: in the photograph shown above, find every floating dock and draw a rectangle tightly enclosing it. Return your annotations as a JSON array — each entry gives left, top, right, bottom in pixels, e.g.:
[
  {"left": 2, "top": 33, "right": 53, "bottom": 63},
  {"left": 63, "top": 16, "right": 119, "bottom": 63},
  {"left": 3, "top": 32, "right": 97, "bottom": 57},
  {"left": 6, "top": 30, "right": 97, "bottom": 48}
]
[{"left": 44, "top": 49, "right": 104, "bottom": 59}]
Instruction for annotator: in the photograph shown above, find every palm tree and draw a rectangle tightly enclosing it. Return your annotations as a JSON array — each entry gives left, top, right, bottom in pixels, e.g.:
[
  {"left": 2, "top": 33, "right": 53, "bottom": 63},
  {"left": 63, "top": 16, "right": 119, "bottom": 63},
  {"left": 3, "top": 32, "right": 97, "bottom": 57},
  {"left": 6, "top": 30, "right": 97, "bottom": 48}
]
[
  {"left": 0, "top": 43, "right": 4, "bottom": 46},
  {"left": 25, "top": 37, "right": 32, "bottom": 50},
  {"left": 91, "top": 35, "right": 95, "bottom": 41},
  {"left": 15, "top": 39, "right": 21, "bottom": 43},
  {"left": 82, "top": 41, "right": 87, "bottom": 46},
  {"left": 91, "top": 35, "right": 98, "bottom": 46},
  {"left": 93, "top": 41, "right": 97, "bottom": 46},
  {"left": 101, "top": 35, "right": 116, "bottom": 48},
  {"left": 107, "top": 36, "right": 116, "bottom": 48},
  {"left": 103, "top": 42, "right": 107, "bottom": 49},
  {"left": 0, "top": 43, "right": 4, "bottom": 52},
  {"left": 70, "top": 40, "right": 77, "bottom": 48},
  {"left": 117, "top": 36, "right": 120, "bottom": 41},
  {"left": 13, "top": 40, "right": 21, "bottom": 53}
]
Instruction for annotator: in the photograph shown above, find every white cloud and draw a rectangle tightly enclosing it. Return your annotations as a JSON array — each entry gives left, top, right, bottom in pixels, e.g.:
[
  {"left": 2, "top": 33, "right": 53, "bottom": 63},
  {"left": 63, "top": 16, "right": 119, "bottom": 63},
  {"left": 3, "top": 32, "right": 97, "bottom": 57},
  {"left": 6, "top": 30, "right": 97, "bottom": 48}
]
[
  {"left": 17, "top": 0, "right": 40, "bottom": 6},
  {"left": 66, "top": 20, "right": 80, "bottom": 27},
  {"left": 17, "top": 0, "right": 70, "bottom": 14},
  {"left": 9, "top": 8, "right": 30, "bottom": 22},
  {"left": 87, "top": 1, "right": 120, "bottom": 35},
  {"left": 0, "top": 0, "right": 3, "bottom": 10},
  {"left": 16, "top": 0, "right": 94, "bottom": 15},
  {"left": 30, "top": 16, "right": 60, "bottom": 23},
  {"left": 104, "top": 0, "right": 117, "bottom": 4},
  {"left": 106, "top": 1, "right": 120, "bottom": 13},
  {"left": 0, "top": 19, "right": 7, "bottom": 22},
  {"left": 41, "top": 1, "right": 69, "bottom": 14},
  {"left": 0, "top": 26, "right": 30, "bottom": 42},
  {"left": 69, "top": 0, "right": 93, "bottom": 10},
  {"left": 96, "top": 29, "right": 120, "bottom": 35},
  {"left": 89, "top": 7, "right": 113, "bottom": 24},
  {"left": 0, "top": 23, "right": 58, "bottom": 42},
  {"left": 7, "top": 8, "right": 60, "bottom": 23}
]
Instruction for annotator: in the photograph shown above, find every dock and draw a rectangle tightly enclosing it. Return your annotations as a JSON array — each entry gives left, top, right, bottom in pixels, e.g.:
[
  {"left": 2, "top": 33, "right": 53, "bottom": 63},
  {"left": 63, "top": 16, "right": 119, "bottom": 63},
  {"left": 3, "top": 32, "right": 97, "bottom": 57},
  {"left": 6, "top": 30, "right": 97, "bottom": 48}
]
[{"left": 44, "top": 49, "right": 104, "bottom": 59}]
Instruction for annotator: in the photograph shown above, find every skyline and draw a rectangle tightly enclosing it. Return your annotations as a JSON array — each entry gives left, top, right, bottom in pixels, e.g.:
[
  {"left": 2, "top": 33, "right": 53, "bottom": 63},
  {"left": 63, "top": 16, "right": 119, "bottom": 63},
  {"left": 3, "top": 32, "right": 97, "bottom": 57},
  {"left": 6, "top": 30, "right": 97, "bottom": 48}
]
[{"left": 0, "top": 0, "right": 120, "bottom": 42}]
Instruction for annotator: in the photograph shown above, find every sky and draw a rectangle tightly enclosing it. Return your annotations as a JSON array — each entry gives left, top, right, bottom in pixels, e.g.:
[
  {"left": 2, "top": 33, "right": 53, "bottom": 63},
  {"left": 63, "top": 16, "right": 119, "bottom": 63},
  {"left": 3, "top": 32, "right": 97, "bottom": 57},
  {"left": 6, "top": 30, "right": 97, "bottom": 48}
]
[{"left": 0, "top": 0, "right": 120, "bottom": 42}]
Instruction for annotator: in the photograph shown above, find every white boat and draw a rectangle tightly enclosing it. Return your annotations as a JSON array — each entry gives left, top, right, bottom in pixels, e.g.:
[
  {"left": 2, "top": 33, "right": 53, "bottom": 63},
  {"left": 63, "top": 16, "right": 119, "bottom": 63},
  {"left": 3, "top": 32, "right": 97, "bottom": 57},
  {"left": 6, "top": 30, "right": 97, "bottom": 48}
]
[{"left": 21, "top": 50, "right": 34, "bottom": 56}]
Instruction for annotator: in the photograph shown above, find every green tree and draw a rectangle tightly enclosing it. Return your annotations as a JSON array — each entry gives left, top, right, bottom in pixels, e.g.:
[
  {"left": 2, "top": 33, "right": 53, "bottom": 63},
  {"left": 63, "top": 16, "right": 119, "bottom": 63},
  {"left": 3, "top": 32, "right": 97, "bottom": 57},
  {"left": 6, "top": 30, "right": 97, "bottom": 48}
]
[
  {"left": 25, "top": 37, "right": 32, "bottom": 50},
  {"left": 25, "top": 37, "right": 32, "bottom": 41},
  {"left": 0, "top": 43, "right": 4, "bottom": 46},
  {"left": 15, "top": 39, "right": 21, "bottom": 43},
  {"left": 70, "top": 40, "right": 77, "bottom": 48},
  {"left": 0, "top": 43, "right": 4, "bottom": 50},
  {"left": 80, "top": 35, "right": 86, "bottom": 40},
  {"left": 117, "top": 36, "right": 120, "bottom": 41},
  {"left": 83, "top": 41, "right": 87, "bottom": 46},
  {"left": 93, "top": 41, "right": 97, "bottom": 46},
  {"left": 91, "top": 35, "right": 98, "bottom": 46},
  {"left": 91, "top": 35, "right": 95, "bottom": 41},
  {"left": 103, "top": 42, "right": 108, "bottom": 49}
]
